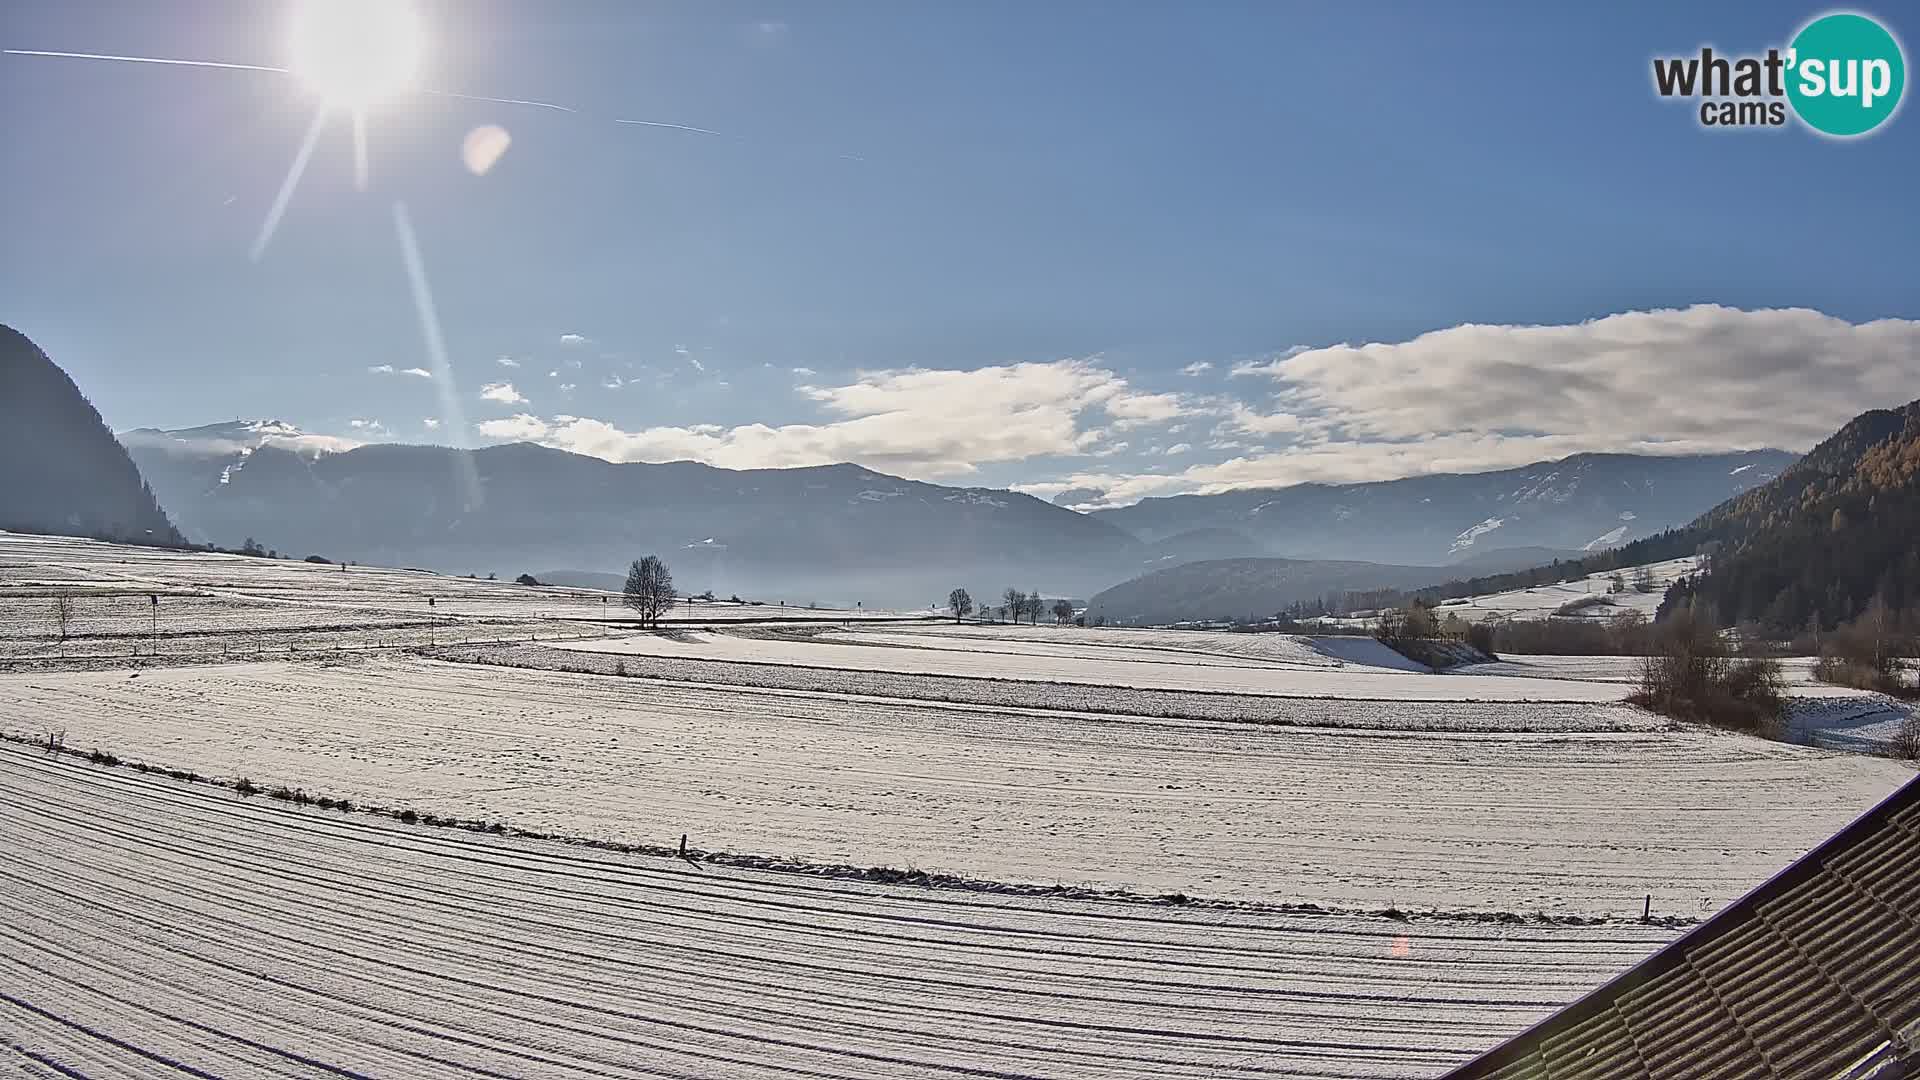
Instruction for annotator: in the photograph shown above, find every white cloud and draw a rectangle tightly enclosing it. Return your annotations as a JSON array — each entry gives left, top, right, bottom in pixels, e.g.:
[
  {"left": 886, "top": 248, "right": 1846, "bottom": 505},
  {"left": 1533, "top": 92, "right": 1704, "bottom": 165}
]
[
  {"left": 1232, "top": 304, "right": 1919, "bottom": 455},
  {"left": 558, "top": 382, "right": 576, "bottom": 393},
  {"left": 1180, "top": 361, "right": 1213, "bottom": 376},
  {"left": 473, "top": 358, "right": 1199, "bottom": 478},
  {"left": 602, "top": 375, "right": 624, "bottom": 390},
  {"left": 1164, "top": 442, "right": 1192, "bottom": 455},
  {"left": 423, "top": 418, "right": 441, "bottom": 430},
  {"left": 497, "top": 355, "right": 519, "bottom": 368},
  {"left": 792, "top": 366, "right": 816, "bottom": 376},
  {"left": 367, "top": 364, "right": 395, "bottom": 374},
  {"left": 559, "top": 333, "right": 588, "bottom": 346},
  {"left": 1221, "top": 402, "right": 1307, "bottom": 436},
  {"left": 475, "top": 413, "right": 550, "bottom": 441},
  {"left": 1033, "top": 305, "right": 1920, "bottom": 508},
  {"left": 1098, "top": 387, "right": 1198, "bottom": 429},
  {"left": 479, "top": 381, "right": 527, "bottom": 405},
  {"left": 347, "top": 418, "right": 388, "bottom": 435},
  {"left": 401, "top": 367, "right": 431, "bottom": 379}
]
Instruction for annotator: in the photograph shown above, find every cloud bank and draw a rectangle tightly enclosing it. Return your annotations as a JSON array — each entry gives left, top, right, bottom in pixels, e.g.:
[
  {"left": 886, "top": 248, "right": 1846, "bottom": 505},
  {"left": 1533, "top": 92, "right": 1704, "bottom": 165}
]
[{"left": 465, "top": 306, "right": 1920, "bottom": 504}]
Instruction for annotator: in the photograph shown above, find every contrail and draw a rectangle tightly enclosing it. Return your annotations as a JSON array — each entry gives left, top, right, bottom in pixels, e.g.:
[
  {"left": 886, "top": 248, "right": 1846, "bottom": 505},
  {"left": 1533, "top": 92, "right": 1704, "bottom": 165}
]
[
  {"left": 2, "top": 49, "right": 286, "bottom": 73},
  {"left": 7, "top": 49, "right": 747, "bottom": 141},
  {"left": 423, "top": 89, "right": 577, "bottom": 113},
  {"left": 613, "top": 118, "right": 726, "bottom": 137},
  {"left": 250, "top": 104, "right": 329, "bottom": 262}
]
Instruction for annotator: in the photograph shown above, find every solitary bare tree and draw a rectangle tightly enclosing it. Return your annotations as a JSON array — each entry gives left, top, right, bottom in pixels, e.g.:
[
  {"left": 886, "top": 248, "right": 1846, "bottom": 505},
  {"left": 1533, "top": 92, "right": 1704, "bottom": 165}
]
[
  {"left": 947, "top": 588, "right": 973, "bottom": 623},
  {"left": 52, "top": 594, "right": 75, "bottom": 647},
  {"left": 1002, "top": 588, "right": 1024, "bottom": 625},
  {"left": 624, "top": 555, "right": 676, "bottom": 628},
  {"left": 1025, "top": 588, "right": 1044, "bottom": 625}
]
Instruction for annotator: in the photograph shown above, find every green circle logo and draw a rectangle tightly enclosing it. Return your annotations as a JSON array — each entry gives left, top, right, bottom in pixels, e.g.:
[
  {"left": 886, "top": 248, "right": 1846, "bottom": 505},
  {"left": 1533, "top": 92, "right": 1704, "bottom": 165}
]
[{"left": 1787, "top": 12, "right": 1906, "bottom": 136}]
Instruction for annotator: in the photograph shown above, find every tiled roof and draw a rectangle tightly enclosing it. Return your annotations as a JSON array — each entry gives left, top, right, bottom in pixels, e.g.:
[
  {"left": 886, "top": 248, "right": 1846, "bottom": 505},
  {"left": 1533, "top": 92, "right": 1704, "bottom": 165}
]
[{"left": 1441, "top": 773, "right": 1920, "bottom": 1080}]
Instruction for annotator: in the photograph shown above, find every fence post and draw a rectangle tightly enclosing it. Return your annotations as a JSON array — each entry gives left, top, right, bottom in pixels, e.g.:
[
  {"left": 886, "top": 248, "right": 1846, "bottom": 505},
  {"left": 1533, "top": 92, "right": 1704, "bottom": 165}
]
[{"left": 1643, "top": 894, "right": 1651, "bottom": 922}]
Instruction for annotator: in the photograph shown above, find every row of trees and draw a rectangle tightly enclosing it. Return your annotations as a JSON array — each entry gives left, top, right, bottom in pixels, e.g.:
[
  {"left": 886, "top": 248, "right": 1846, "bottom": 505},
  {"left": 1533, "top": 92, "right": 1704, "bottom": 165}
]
[{"left": 945, "top": 588, "right": 1074, "bottom": 625}]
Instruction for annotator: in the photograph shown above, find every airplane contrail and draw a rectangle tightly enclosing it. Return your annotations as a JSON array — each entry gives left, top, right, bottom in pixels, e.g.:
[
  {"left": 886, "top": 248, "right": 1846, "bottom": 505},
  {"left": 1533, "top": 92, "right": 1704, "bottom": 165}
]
[
  {"left": 612, "top": 118, "right": 726, "bottom": 137},
  {"left": 2, "top": 49, "right": 287, "bottom": 73},
  {"left": 6, "top": 49, "right": 732, "bottom": 137},
  {"left": 423, "top": 89, "right": 578, "bottom": 113}
]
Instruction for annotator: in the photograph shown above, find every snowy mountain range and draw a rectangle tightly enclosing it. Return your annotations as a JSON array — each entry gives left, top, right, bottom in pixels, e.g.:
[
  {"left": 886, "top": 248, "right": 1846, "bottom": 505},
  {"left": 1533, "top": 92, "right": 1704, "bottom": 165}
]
[
  {"left": 115, "top": 419, "right": 1797, "bottom": 607},
  {"left": 120, "top": 423, "right": 1144, "bottom": 605},
  {"left": 1089, "top": 450, "right": 1795, "bottom": 566}
]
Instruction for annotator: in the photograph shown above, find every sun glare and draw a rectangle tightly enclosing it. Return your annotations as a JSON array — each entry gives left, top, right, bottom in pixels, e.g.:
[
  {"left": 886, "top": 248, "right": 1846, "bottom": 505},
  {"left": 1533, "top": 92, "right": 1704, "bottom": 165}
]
[{"left": 289, "top": 0, "right": 424, "bottom": 107}]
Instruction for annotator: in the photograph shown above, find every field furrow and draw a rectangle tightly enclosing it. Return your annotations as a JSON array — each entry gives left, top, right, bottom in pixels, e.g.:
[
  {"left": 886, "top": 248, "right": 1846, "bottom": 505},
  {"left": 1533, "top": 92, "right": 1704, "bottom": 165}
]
[{"left": 0, "top": 746, "right": 1679, "bottom": 1079}]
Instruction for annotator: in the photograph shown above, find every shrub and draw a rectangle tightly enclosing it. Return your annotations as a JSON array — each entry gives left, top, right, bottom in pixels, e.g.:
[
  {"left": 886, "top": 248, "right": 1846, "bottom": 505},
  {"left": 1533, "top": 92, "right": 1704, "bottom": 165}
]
[
  {"left": 235, "top": 777, "right": 259, "bottom": 796},
  {"left": 514, "top": 573, "right": 543, "bottom": 586},
  {"left": 1813, "top": 609, "right": 1912, "bottom": 696},
  {"left": 1554, "top": 595, "right": 1614, "bottom": 616},
  {"left": 1892, "top": 713, "right": 1920, "bottom": 760},
  {"left": 1630, "top": 606, "right": 1787, "bottom": 734},
  {"left": 398, "top": 809, "right": 418, "bottom": 824},
  {"left": 613, "top": 660, "right": 628, "bottom": 677},
  {"left": 1465, "top": 622, "right": 1498, "bottom": 660},
  {"left": 86, "top": 748, "right": 120, "bottom": 767},
  {"left": 304, "top": 554, "right": 332, "bottom": 564}
]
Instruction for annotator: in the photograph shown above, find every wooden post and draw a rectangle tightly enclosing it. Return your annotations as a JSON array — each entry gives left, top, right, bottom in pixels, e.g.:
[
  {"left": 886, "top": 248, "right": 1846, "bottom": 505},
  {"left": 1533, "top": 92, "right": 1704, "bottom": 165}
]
[
  {"left": 678, "top": 833, "right": 688, "bottom": 858},
  {"left": 1643, "top": 894, "right": 1651, "bottom": 922}
]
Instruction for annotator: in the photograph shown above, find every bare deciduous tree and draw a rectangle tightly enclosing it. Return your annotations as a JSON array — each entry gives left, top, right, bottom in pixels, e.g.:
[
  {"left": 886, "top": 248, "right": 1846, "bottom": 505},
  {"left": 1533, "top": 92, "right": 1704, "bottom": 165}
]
[
  {"left": 1003, "top": 588, "right": 1024, "bottom": 626},
  {"left": 947, "top": 588, "right": 973, "bottom": 623},
  {"left": 1052, "top": 599, "right": 1074, "bottom": 624},
  {"left": 624, "top": 555, "right": 676, "bottom": 628},
  {"left": 1024, "top": 589, "right": 1044, "bottom": 625},
  {"left": 52, "top": 594, "right": 75, "bottom": 645}
]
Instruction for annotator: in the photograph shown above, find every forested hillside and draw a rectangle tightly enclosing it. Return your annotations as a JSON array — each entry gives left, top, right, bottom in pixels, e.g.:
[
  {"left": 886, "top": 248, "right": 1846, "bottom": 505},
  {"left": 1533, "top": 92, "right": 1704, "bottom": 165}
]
[
  {"left": 0, "top": 325, "right": 181, "bottom": 545},
  {"left": 1673, "top": 400, "right": 1920, "bottom": 632},
  {"left": 1332, "top": 399, "right": 1920, "bottom": 639}
]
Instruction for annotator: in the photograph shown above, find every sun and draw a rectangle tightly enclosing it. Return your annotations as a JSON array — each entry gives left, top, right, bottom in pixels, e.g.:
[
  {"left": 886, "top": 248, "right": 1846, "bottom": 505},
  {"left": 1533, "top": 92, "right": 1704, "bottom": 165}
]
[{"left": 288, "top": 0, "right": 425, "bottom": 108}]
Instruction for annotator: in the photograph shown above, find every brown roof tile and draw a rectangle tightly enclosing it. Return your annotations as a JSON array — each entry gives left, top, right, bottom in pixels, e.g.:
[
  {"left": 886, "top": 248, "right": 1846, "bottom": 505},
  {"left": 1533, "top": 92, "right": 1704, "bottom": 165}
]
[{"left": 1440, "top": 773, "right": 1920, "bottom": 1080}]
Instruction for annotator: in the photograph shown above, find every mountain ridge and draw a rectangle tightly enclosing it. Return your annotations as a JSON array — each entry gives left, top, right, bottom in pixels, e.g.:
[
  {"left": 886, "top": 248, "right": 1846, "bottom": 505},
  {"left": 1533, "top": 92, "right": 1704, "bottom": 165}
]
[
  {"left": 123, "top": 423, "right": 1143, "bottom": 606},
  {"left": 0, "top": 325, "right": 183, "bottom": 546},
  {"left": 1090, "top": 449, "right": 1795, "bottom": 565}
]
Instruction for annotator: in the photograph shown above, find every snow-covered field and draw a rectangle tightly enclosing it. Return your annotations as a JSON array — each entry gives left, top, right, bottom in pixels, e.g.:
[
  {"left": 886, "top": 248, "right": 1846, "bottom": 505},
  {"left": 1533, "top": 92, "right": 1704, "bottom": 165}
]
[
  {"left": 2, "top": 654, "right": 1907, "bottom": 917},
  {"left": 2, "top": 532, "right": 1914, "bottom": 1077},
  {"left": 0, "top": 531, "right": 928, "bottom": 662},
  {"left": 0, "top": 744, "right": 1682, "bottom": 1079},
  {"left": 1430, "top": 556, "right": 1702, "bottom": 624},
  {"left": 553, "top": 627, "right": 1630, "bottom": 702},
  {"left": 0, "top": 531, "right": 917, "bottom": 626}
]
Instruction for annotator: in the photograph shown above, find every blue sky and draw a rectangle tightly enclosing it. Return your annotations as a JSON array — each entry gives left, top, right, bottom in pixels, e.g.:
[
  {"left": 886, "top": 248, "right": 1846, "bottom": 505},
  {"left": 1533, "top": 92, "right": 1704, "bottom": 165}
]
[{"left": 4, "top": 0, "right": 1917, "bottom": 506}]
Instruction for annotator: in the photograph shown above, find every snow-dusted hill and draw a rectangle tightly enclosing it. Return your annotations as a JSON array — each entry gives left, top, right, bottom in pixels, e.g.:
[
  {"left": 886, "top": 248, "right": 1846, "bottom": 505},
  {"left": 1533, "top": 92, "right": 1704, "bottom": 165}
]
[
  {"left": 118, "top": 424, "right": 1143, "bottom": 606},
  {"left": 1092, "top": 450, "right": 1794, "bottom": 565}
]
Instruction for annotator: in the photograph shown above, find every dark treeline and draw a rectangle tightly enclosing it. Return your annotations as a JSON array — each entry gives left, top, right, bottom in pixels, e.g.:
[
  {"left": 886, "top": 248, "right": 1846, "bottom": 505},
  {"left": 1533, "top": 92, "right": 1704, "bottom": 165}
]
[{"left": 1661, "top": 401, "right": 1920, "bottom": 635}]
